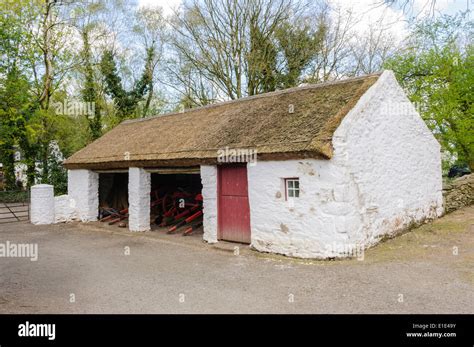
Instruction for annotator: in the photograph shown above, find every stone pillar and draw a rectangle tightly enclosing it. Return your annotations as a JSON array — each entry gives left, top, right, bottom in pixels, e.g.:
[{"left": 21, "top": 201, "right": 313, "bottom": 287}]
[
  {"left": 200, "top": 165, "right": 218, "bottom": 243},
  {"left": 128, "top": 167, "right": 151, "bottom": 232},
  {"left": 68, "top": 169, "right": 99, "bottom": 222},
  {"left": 30, "top": 184, "right": 55, "bottom": 225}
]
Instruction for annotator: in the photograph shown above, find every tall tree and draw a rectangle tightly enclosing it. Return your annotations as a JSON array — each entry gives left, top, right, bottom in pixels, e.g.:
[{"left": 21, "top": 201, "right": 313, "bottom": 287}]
[
  {"left": 0, "top": 0, "right": 37, "bottom": 188},
  {"left": 0, "top": 68, "right": 32, "bottom": 189},
  {"left": 69, "top": 1, "right": 110, "bottom": 140},
  {"left": 20, "top": 0, "right": 77, "bottom": 185},
  {"left": 133, "top": 6, "right": 166, "bottom": 117},
  {"left": 169, "top": 0, "right": 321, "bottom": 102},
  {"left": 100, "top": 48, "right": 154, "bottom": 120},
  {"left": 275, "top": 18, "right": 326, "bottom": 88},
  {"left": 80, "top": 28, "right": 103, "bottom": 140},
  {"left": 247, "top": 19, "right": 278, "bottom": 94}
]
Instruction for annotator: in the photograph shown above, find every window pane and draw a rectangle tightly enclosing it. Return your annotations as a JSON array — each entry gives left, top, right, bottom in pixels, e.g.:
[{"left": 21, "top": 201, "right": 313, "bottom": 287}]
[{"left": 285, "top": 178, "right": 300, "bottom": 200}]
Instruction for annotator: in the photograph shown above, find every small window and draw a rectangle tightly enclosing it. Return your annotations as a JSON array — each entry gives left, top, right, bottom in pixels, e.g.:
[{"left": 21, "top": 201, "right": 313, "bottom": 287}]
[{"left": 285, "top": 178, "right": 300, "bottom": 199}]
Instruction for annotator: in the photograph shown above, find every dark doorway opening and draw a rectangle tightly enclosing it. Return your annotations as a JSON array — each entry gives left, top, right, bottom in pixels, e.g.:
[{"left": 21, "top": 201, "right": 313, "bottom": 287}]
[
  {"left": 150, "top": 172, "right": 203, "bottom": 237},
  {"left": 98, "top": 172, "right": 129, "bottom": 219}
]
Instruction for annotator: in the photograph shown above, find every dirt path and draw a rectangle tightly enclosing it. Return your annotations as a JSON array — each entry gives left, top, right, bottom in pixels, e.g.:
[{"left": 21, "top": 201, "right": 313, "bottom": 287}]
[{"left": 0, "top": 205, "right": 472, "bottom": 313}]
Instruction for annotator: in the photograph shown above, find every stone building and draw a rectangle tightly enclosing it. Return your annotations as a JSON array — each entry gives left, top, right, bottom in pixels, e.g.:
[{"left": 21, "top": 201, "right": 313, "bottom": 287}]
[{"left": 63, "top": 70, "right": 443, "bottom": 258}]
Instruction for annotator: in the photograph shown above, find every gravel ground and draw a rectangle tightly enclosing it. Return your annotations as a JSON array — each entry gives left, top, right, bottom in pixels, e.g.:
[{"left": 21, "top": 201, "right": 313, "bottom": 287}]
[{"left": 0, "top": 206, "right": 473, "bottom": 314}]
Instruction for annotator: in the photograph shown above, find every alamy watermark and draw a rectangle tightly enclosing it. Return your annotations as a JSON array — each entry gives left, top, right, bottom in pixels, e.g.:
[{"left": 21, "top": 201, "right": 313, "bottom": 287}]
[
  {"left": 53, "top": 100, "right": 95, "bottom": 117},
  {"left": 381, "top": 100, "right": 424, "bottom": 115},
  {"left": 217, "top": 146, "right": 258, "bottom": 166},
  {"left": 18, "top": 321, "right": 55, "bottom": 341},
  {"left": 325, "top": 242, "right": 365, "bottom": 261},
  {"left": 0, "top": 241, "right": 38, "bottom": 261}
]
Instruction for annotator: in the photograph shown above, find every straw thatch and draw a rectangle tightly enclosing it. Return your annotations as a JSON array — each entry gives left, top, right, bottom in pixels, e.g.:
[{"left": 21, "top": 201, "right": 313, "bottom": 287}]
[{"left": 64, "top": 73, "right": 380, "bottom": 170}]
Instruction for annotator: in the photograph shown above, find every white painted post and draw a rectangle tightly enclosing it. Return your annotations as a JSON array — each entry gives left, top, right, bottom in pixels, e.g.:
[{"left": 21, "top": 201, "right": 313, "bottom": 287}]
[
  {"left": 30, "top": 184, "right": 55, "bottom": 225},
  {"left": 67, "top": 169, "right": 99, "bottom": 222},
  {"left": 200, "top": 165, "right": 218, "bottom": 243},
  {"left": 128, "top": 167, "right": 151, "bottom": 232}
]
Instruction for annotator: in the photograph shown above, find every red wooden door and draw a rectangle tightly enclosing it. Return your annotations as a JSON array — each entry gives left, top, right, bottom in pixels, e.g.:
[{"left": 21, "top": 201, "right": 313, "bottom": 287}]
[{"left": 218, "top": 165, "right": 251, "bottom": 244}]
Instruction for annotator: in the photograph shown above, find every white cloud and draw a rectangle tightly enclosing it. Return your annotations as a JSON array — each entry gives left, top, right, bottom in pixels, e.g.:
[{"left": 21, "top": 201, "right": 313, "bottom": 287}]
[
  {"left": 329, "top": 0, "right": 409, "bottom": 41},
  {"left": 326, "top": 0, "right": 467, "bottom": 41},
  {"left": 138, "top": 0, "right": 182, "bottom": 15}
]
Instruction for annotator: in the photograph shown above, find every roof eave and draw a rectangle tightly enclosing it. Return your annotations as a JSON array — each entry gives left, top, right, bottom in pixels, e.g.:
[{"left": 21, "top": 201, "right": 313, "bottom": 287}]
[{"left": 63, "top": 150, "right": 330, "bottom": 171}]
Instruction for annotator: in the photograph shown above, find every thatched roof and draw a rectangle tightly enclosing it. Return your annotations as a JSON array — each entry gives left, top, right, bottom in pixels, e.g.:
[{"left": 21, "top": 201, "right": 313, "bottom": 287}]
[{"left": 64, "top": 73, "right": 381, "bottom": 170}]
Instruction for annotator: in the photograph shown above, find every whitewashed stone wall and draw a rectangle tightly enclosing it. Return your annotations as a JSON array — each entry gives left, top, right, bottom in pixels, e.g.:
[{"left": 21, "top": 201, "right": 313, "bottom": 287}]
[
  {"left": 200, "top": 165, "right": 218, "bottom": 243},
  {"left": 31, "top": 186, "right": 77, "bottom": 224},
  {"left": 68, "top": 169, "right": 99, "bottom": 222},
  {"left": 247, "top": 70, "right": 443, "bottom": 258},
  {"left": 247, "top": 160, "right": 362, "bottom": 258},
  {"left": 128, "top": 167, "right": 151, "bottom": 232},
  {"left": 332, "top": 70, "right": 443, "bottom": 248},
  {"left": 54, "top": 195, "right": 77, "bottom": 223},
  {"left": 30, "top": 184, "right": 55, "bottom": 225}
]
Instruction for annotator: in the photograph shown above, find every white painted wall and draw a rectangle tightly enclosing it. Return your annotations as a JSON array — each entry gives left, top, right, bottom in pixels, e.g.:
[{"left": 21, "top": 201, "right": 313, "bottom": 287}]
[
  {"left": 248, "top": 160, "right": 361, "bottom": 258},
  {"left": 30, "top": 184, "right": 55, "bottom": 225},
  {"left": 68, "top": 169, "right": 99, "bottom": 222},
  {"left": 54, "top": 195, "right": 77, "bottom": 223},
  {"left": 332, "top": 70, "right": 443, "bottom": 246},
  {"left": 128, "top": 167, "right": 151, "bottom": 232},
  {"left": 201, "top": 165, "right": 218, "bottom": 243}
]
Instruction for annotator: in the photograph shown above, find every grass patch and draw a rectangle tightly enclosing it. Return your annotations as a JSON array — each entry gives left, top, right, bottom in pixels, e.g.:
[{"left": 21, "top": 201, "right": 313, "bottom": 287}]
[{"left": 363, "top": 207, "right": 473, "bottom": 263}]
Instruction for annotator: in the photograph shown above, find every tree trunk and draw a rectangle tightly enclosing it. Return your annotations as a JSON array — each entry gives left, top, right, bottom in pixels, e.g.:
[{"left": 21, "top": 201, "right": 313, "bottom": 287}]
[{"left": 38, "top": 1, "right": 53, "bottom": 110}]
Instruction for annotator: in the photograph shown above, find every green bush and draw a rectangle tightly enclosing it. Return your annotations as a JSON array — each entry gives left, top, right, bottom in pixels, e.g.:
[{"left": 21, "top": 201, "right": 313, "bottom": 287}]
[{"left": 0, "top": 190, "right": 29, "bottom": 203}]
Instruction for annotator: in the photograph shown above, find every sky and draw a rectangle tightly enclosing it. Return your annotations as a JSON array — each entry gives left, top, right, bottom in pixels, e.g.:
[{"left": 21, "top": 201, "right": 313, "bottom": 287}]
[
  {"left": 410, "top": 0, "right": 470, "bottom": 16},
  {"left": 137, "top": 0, "right": 471, "bottom": 14},
  {"left": 139, "top": 0, "right": 181, "bottom": 14},
  {"left": 137, "top": 0, "right": 471, "bottom": 39}
]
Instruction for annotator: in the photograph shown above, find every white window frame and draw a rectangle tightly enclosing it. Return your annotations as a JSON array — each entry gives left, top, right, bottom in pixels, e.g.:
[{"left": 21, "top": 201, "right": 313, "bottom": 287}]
[{"left": 285, "top": 178, "right": 300, "bottom": 199}]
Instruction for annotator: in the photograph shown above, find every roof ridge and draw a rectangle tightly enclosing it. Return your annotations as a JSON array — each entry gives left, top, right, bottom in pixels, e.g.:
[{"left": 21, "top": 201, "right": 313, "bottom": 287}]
[{"left": 123, "top": 72, "right": 383, "bottom": 125}]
